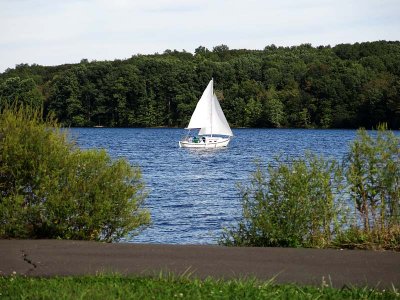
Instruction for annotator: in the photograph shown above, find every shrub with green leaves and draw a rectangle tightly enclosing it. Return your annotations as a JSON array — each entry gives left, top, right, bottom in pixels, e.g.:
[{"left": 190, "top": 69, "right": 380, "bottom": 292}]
[
  {"left": 220, "top": 154, "right": 345, "bottom": 248},
  {"left": 0, "top": 105, "right": 150, "bottom": 242},
  {"left": 340, "top": 125, "right": 400, "bottom": 249},
  {"left": 221, "top": 126, "right": 400, "bottom": 250}
]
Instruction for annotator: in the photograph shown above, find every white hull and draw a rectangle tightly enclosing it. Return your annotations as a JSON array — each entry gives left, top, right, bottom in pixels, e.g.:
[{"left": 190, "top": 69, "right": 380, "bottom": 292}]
[{"left": 179, "top": 136, "right": 230, "bottom": 148}]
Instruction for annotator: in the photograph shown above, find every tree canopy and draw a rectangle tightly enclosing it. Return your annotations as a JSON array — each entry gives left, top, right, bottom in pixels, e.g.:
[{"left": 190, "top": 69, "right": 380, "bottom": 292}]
[{"left": 1, "top": 41, "right": 399, "bottom": 129}]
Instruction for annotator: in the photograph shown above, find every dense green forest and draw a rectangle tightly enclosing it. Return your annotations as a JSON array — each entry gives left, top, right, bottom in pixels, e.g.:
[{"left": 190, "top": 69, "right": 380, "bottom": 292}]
[{"left": 0, "top": 41, "right": 399, "bottom": 129}]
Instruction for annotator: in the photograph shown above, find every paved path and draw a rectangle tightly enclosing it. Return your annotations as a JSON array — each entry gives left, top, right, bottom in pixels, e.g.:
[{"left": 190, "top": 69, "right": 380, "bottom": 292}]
[{"left": 0, "top": 240, "right": 399, "bottom": 289}]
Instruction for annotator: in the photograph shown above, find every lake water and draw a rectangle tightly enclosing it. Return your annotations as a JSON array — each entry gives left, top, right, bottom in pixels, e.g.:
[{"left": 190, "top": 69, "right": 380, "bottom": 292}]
[{"left": 69, "top": 128, "right": 393, "bottom": 244}]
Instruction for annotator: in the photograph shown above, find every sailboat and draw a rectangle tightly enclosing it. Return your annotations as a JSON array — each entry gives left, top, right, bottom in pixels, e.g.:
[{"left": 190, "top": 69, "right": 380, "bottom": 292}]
[{"left": 179, "top": 79, "right": 233, "bottom": 148}]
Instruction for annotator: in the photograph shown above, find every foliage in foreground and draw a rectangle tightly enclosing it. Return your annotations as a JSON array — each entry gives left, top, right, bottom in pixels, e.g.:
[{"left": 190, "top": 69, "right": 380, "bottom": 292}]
[
  {"left": 0, "top": 106, "right": 150, "bottom": 241},
  {"left": 1, "top": 274, "right": 398, "bottom": 300},
  {"left": 221, "top": 154, "right": 344, "bottom": 248},
  {"left": 221, "top": 126, "right": 400, "bottom": 250},
  {"left": 338, "top": 125, "right": 400, "bottom": 249}
]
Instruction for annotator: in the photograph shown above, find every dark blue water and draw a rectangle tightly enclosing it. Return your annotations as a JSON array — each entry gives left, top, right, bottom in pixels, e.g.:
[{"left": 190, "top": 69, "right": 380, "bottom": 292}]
[{"left": 69, "top": 128, "right": 364, "bottom": 244}]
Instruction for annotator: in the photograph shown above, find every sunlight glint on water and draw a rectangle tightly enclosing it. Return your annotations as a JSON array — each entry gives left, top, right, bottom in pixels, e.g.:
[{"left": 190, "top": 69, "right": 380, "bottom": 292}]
[{"left": 70, "top": 128, "right": 358, "bottom": 244}]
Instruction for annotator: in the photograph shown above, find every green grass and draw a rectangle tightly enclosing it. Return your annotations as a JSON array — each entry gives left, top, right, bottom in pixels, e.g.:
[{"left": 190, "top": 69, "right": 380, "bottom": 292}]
[{"left": 1, "top": 274, "right": 398, "bottom": 300}]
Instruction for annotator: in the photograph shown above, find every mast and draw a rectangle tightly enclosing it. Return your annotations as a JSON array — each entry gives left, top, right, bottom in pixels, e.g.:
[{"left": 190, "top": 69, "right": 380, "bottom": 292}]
[{"left": 211, "top": 78, "right": 213, "bottom": 137}]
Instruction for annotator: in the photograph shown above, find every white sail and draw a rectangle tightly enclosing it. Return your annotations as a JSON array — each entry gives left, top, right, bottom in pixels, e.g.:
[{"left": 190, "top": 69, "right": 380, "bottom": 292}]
[
  {"left": 199, "top": 94, "right": 233, "bottom": 136},
  {"left": 186, "top": 80, "right": 213, "bottom": 130},
  {"left": 186, "top": 79, "right": 233, "bottom": 137}
]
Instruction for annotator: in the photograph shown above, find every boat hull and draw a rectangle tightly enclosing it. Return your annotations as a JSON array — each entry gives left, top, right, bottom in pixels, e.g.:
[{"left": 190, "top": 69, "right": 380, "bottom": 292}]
[{"left": 179, "top": 137, "right": 230, "bottom": 148}]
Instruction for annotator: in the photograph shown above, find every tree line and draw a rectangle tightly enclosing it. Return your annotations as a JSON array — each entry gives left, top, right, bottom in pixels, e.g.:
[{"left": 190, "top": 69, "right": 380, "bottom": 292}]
[{"left": 1, "top": 41, "right": 399, "bottom": 129}]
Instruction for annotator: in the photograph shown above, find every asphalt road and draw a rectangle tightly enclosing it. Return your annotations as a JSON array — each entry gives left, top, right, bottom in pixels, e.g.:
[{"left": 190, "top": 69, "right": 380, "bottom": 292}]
[{"left": 0, "top": 239, "right": 399, "bottom": 289}]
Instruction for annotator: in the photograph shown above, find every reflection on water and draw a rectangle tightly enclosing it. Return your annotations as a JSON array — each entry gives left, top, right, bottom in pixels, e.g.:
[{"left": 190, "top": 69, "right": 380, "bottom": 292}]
[{"left": 70, "top": 128, "right": 399, "bottom": 244}]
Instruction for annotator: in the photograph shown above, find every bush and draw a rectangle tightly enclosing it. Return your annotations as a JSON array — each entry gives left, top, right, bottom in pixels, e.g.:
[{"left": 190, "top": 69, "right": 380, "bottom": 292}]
[
  {"left": 0, "top": 105, "right": 150, "bottom": 242},
  {"left": 339, "top": 125, "right": 400, "bottom": 250},
  {"left": 220, "top": 154, "right": 345, "bottom": 248},
  {"left": 221, "top": 126, "right": 400, "bottom": 250}
]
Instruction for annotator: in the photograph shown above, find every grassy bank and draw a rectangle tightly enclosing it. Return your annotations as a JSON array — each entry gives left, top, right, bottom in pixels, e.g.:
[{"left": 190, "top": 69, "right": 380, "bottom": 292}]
[{"left": 1, "top": 275, "right": 398, "bottom": 300}]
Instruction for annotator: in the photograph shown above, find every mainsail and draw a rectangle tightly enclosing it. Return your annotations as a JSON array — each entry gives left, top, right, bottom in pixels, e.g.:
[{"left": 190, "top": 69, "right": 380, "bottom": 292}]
[{"left": 186, "top": 79, "right": 233, "bottom": 137}]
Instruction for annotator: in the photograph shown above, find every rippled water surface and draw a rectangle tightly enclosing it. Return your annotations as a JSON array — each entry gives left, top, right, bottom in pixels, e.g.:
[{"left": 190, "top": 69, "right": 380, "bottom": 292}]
[{"left": 70, "top": 128, "right": 363, "bottom": 244}]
